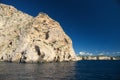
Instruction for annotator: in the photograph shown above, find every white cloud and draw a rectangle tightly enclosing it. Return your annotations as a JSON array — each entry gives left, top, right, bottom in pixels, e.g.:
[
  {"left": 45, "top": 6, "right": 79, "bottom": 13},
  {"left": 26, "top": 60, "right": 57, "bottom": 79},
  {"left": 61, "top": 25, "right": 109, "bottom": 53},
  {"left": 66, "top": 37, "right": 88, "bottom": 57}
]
[
  {"left": 79, "top": 52, "right": 86, "bottom": 55},
  {"left": 79, "top": 51, "right": 93, "bottom": 56},
  {"left": 98, "top": 53, "right": 104, "bottom": 55},
  {"left": 98, "top": 52, "right": 111, "bottom": 55}
]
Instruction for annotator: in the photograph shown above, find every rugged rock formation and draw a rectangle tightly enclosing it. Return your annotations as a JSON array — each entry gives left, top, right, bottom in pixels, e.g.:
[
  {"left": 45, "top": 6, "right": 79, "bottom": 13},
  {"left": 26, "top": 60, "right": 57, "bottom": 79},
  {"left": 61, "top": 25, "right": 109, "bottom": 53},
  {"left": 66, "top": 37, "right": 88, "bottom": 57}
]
[{"left": 0, "top": 3, "right": 77, "bottom": 63}]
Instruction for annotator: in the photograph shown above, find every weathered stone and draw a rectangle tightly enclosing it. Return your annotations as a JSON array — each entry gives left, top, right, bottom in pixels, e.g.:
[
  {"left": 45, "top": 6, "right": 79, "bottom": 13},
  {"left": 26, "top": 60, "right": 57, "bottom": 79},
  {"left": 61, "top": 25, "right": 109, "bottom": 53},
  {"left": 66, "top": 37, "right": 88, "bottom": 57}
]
[{"left": 0, "top": 3, "right": 77, "bottom": 63}]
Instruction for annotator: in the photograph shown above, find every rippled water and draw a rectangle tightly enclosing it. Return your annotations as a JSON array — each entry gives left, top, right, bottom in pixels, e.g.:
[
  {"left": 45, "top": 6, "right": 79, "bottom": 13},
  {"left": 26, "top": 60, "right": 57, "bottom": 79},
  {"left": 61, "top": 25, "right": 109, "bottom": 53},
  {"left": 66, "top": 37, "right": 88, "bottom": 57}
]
[{"left": 0, "top": 61, "right": 120, "bottom": 80}]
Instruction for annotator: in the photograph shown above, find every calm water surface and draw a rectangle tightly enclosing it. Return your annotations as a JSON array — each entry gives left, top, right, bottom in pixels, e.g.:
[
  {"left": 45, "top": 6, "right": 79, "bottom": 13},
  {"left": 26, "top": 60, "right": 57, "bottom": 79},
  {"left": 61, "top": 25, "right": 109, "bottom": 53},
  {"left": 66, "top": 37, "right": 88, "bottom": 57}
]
[{"left": 0, "top": 60, "right": 120, "bottom": 80}]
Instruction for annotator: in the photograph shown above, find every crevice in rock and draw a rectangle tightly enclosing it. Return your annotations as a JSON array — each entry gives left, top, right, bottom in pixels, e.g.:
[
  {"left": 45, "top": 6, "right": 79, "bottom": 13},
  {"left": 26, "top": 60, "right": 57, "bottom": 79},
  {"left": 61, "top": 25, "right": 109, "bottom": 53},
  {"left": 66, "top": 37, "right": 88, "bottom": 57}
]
[
  {"left": 63, "top": 55, "right": 65, "bottom": 59},
  {"left": 1, "top": 56, "right": 3, "bottom": 60},
  {"left": 68, "top": 54, "right": 71, "bottom": 59},
  {"left": 20, "top": 59, "right": 26, "bottom": 63},
  {"left": 9, "top": 42, "right": 12, "bottom": 46},
  {"left": 54, "top": 57, "right": 57, "bottom": 61},
  {"left": 57, "top": 48, "right": 59, "bottom": 51},
  {"left": 35, "top": 45, "right": 41, "bottom": 56},
  {"left": 23, "top": 56, "right": 27, "bottom": 60},
  {"left": 33, "top": 40, "right": 35, "bottom": 42},
  {"left": 45, "top": 31, "right": 49, "bottom": 40},
  {"left": 36, "top": 39, "right": 41, "bottom": 41},
  {"left": 52, "top": 41, "right": 56, "bottom": 44},
  {"left": 64, "top": 38, "right": 68, "bottom": 44},
  {"left": 21, "top": 51, "right": 26, "bottom": 55},
  {"left": 12, "top": 49, "right": 15, "bottom": 52},
  {"left": 56, "top": 56, "right": 60, "bottom": 62},
  {"left": 34, "top": 27, "right": 39, "bottom": 32},
  {"left": 20, "top": 51, "right": 27, "bottom": 63},
  {"left": 43, "top": 20, "right": 46, "bottom": 23}
]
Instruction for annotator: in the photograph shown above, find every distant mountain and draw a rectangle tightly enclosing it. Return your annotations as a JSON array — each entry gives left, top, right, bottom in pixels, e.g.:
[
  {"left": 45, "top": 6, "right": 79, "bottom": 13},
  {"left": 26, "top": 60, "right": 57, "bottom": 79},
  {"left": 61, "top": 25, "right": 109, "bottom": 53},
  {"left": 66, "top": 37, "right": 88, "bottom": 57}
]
[{"left": 0, "top": 3, "right": 77, "bottom": 63}]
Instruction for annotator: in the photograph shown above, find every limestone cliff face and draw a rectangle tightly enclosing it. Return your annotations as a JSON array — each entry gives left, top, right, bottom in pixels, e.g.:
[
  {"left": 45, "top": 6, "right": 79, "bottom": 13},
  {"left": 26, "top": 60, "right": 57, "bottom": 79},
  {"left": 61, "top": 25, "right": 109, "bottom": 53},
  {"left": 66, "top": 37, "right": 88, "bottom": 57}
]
[{"left": 0, "top": 4, "right": 77, "bottom": 63}]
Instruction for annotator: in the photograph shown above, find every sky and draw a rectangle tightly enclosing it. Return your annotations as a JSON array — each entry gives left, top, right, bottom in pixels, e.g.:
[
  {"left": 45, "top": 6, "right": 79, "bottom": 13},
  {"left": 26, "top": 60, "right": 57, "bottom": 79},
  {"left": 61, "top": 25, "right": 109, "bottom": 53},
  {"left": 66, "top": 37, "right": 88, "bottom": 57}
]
[{"left": 0, "top": 0, "right": 120, "bottom": 56}]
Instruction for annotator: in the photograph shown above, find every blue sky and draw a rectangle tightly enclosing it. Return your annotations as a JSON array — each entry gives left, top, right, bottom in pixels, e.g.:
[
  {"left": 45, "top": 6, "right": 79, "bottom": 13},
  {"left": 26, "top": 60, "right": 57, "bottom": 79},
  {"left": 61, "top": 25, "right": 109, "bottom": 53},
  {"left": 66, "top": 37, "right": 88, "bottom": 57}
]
[{"left": 1, "top": 0, "right": 120, "bottom": 55}]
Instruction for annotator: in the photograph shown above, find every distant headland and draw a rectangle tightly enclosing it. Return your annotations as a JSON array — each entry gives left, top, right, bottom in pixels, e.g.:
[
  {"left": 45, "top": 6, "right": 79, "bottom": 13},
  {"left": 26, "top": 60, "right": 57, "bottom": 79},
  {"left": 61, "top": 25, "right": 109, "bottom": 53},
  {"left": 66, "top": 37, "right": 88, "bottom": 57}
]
[{"left": 77, "top": 55, "right": 120, "bottom": 60}]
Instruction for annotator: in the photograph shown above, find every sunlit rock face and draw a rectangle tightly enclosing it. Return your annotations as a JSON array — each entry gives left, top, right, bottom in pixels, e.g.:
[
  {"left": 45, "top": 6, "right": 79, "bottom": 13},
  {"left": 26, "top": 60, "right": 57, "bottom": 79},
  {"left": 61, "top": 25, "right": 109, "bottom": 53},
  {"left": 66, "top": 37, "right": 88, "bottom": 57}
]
[{"left": 0, "top": 3, "right": 77, "bottom": 63}]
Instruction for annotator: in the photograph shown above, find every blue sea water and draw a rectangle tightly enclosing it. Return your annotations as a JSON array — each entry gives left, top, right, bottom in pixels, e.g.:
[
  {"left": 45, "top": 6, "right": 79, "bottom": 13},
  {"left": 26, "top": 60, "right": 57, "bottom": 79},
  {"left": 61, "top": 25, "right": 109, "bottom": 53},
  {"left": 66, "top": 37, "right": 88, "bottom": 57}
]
[{"left": 0, "top": 60, "right": 120, "bottom": 80}]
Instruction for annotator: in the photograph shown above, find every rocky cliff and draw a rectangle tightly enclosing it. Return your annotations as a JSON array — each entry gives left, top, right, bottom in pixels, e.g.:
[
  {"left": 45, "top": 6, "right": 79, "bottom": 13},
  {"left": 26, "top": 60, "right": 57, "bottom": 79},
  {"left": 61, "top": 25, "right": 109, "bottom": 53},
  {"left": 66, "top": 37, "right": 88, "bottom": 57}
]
[{"left": 0, "top": 4, "right": 77, "bottom": 63}]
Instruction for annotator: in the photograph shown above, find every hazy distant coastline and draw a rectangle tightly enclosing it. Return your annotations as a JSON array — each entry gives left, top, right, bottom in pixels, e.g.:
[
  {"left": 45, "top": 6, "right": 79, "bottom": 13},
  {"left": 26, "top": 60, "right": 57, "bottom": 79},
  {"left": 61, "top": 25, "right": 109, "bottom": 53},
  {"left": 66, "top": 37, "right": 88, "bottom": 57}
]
[{"left": 77, "top": 55, "right": 120, "bottom": 60}]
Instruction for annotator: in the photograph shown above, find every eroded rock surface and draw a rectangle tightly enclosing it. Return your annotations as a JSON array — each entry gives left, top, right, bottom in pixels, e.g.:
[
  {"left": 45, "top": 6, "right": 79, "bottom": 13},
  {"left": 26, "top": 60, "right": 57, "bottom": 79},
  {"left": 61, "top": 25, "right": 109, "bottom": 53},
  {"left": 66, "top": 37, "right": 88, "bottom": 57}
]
[{"left": 0, "top": 3, "right": 77, "bottom": 63}]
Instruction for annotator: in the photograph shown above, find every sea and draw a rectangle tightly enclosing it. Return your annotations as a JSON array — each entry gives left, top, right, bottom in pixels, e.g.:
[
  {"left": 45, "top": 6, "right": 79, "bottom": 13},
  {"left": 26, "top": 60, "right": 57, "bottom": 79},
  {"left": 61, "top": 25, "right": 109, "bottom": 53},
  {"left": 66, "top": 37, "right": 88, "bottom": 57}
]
[{"left": 0, "top": 60, "right": 120, "bottom": 80}]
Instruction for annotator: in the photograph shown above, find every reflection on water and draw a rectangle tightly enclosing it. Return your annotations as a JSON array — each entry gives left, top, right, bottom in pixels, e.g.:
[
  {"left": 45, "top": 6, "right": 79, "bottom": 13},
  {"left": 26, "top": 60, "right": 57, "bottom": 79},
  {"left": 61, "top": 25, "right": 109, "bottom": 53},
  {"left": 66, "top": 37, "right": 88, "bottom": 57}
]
[
  {"left": 0, "top": 62, "right": 76, "bottom": 80},
  {"left": 0, "top": 61, "right": 120, "bottom": 80}
]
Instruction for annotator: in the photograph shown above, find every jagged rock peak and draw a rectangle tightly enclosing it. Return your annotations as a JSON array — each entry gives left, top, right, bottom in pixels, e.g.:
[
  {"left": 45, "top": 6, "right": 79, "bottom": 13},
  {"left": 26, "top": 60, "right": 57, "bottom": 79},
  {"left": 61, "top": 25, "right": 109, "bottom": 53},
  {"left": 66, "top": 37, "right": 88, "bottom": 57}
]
[
  {"left": 0, "top": 3, "right": 16, "bottom": 16},
  {"left": 0, "top": 3, "right": 77, "bottom": 63}
]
